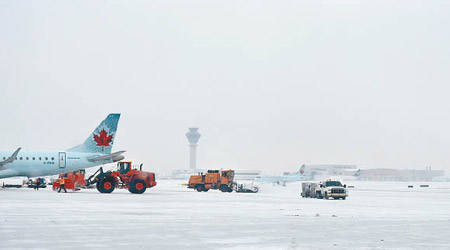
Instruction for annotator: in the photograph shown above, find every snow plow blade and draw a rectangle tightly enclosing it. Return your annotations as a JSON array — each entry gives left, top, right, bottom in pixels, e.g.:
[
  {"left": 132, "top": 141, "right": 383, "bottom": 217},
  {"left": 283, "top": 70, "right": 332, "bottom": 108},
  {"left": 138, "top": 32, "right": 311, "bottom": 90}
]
[{"left": 235, "top": 184, "right": 259, "bottom": 193}]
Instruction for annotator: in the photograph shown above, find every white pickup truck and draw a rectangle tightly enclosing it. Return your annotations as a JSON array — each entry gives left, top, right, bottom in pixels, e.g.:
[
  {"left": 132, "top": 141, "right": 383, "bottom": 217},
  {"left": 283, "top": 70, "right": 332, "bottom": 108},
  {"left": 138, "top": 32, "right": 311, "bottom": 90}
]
[{"left": 301, "top": 179, "right": 348, "bottom": 200}]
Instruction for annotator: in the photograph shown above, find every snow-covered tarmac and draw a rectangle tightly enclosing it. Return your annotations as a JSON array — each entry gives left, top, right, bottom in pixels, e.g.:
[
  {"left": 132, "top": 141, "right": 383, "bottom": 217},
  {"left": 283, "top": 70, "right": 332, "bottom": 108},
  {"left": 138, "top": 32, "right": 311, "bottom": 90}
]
[{"left": 1, "top": 180, "right": 450, "bottom": 250}]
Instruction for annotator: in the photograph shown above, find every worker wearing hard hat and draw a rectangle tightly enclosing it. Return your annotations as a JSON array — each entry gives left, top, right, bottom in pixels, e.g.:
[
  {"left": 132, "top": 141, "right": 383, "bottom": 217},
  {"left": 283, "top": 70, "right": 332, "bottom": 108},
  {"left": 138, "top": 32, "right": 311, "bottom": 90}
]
[{"left": 58, "top": 178, "right": 67, "bottom": 193}]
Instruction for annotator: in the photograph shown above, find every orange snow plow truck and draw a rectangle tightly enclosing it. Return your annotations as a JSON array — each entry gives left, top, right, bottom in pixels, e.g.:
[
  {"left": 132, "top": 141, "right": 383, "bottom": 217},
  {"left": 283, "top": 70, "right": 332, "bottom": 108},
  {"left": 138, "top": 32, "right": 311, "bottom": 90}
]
[{"left": 188, "top": 170, "right": 235, "bottom": 192}]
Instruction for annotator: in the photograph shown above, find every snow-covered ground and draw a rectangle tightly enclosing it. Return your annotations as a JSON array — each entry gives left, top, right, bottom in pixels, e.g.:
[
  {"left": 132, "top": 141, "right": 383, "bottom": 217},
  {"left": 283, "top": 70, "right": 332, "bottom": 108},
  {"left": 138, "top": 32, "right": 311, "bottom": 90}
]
[{"left": 1, "top": 180, "right": 450, "bottom": 250}]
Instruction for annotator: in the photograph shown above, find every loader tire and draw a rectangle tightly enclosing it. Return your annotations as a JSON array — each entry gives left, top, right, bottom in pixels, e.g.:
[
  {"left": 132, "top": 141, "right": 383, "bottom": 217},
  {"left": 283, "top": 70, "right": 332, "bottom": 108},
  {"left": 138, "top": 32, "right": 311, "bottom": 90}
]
[
  {"left": 98, "top": 178, "right": 115, "bottom": 193},
  {"left": 196, "top": 185, "right": 204, "bottom": 192},
  {"left": 129, "top": 179, "right": 147, "bottom": 194}
]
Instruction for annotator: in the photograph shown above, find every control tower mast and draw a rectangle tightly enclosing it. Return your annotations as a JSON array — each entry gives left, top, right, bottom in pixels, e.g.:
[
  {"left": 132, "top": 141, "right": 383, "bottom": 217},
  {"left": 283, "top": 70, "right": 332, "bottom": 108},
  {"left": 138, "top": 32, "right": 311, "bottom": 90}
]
[{"left": 185, "top": 128, "right": 201, "bottom": 170}]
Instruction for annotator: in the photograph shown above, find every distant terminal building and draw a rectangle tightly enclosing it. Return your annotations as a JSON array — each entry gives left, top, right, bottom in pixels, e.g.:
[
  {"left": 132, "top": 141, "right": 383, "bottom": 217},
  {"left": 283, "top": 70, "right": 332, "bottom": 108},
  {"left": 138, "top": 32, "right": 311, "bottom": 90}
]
[
  {"left": 359, "top": 168, "right": 444, "bottom": 182},
  {"left": 303, "top": 165, "right": 445, "bottom": 182},
  {"left": 234, "top": 170, "right": 262, "bottom": 180},
  {"left": 171, "top": 169, "right": 200, "bottom": 180}
]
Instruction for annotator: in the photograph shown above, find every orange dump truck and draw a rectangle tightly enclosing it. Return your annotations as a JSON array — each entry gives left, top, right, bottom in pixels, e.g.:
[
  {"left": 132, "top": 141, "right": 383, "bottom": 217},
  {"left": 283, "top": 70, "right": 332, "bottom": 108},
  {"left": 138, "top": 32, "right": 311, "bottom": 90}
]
[
  {"left": 188, "top": 170, "right": 236, "bottom": 192},
  {"left": 53, "top": 169, "right": 87, "bottom": 191}
]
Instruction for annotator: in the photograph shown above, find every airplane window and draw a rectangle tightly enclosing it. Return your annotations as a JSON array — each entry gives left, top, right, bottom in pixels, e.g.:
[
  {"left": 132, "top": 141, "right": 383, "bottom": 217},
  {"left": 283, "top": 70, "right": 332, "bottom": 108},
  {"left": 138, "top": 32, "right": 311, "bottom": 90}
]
[
  {"left": 19, "top": 157, "right": 23, "bottom": 160},
  {"left": 39, "top": 157, "right": 41, "bottom": 161},
  {"left": 15, "top": 157, "right": 17, "bottom": 160},
  {"left": 2, "top": 157, "right": 5, "bottom": 160},
  {"left": 32, "top": 157, "right": 35, "bottom": 160},
  {"left": 45, "top": 157, "right": 48, "bottom": 160},
  {"left": 51, "top": 157, "right": 54, "bottom": 161},
  {"left": 26, "top": 157, "right": 29, "bottom": 160}
]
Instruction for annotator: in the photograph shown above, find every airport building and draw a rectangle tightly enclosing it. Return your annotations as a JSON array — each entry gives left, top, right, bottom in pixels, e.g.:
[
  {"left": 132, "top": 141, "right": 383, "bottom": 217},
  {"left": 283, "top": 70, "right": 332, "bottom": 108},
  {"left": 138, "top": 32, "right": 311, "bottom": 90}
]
[
  {"left": 359, "top": 168, "right": 445, "bottom": 182},
  {"left": 302, "top": 164, "right": 445, "bottom": 182},
  {"left": 170, "top": 169, "right": 201, "bottom": 180},
  {"left": 233, "top": 170, "right": 262, "bottom": 180}
]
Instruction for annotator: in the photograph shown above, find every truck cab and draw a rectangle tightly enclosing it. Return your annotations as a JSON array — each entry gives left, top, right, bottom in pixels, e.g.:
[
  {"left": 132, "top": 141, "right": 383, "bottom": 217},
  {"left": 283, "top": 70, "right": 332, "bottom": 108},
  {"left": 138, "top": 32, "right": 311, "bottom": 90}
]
[
  {"left": 318, "top": 179, "right": 348, "bottom": 200},
  {"left": 220, "top": 170, "right": 235, "bottom": 184}
]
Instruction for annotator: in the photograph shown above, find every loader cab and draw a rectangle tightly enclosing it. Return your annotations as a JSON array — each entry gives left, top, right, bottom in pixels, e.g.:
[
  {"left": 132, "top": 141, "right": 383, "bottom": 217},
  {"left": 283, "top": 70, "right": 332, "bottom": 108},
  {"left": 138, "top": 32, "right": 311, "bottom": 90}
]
[{"left": 117, "top": 161, "right": 132, "bottom": 174}]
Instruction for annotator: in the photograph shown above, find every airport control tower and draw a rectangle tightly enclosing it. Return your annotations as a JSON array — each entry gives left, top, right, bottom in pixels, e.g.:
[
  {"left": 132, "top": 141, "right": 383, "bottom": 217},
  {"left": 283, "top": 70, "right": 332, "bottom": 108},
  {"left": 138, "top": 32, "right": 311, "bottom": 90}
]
[{"left": 185, "top": 128, "right": 201, "bottom": 170}]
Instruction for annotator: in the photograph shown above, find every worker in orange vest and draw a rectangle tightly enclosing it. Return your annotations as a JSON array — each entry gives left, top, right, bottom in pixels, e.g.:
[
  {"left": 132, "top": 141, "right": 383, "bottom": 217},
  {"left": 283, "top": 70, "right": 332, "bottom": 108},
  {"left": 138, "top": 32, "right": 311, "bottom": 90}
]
[
  {"left": 58, "top": 178, "right": 67, "bottom": 193},
  {"left": 35, "top": 178, "right": 41, "bottom": 191}
]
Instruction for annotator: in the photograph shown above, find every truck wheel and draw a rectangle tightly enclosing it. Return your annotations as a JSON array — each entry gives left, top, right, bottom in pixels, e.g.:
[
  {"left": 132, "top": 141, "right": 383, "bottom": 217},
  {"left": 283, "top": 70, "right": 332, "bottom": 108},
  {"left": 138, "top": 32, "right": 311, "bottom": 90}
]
[
  {"left": 129, "top": 179, "right": 147, "bottom": 194},
  {"left": 98, "top": 178, "right": 115, "bottom": 193},
  {"left": 342, "top": 197, "right": 346, "bottom": 200},
  {"left": 325, "top": 192, "right": 329, "bottom": 199},
  {"left": 196, "top": 185, "right": 204, "bottom": 192},
  {"left": 227, "top": 187, "right": 233, "bottom": 193},
  {"left": 219, "top": 185, "right": 228, "bottom": 192},
  {"left": 203, "top": 189, "right": 209, "bottom": 192}
]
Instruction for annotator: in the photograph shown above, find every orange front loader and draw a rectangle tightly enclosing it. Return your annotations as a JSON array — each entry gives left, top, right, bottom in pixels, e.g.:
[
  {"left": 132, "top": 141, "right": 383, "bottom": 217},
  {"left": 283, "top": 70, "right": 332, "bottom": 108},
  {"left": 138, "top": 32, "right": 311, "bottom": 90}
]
[
  {"left": 85, "top": 161, "right": 157, "bottom": 194},
  {"left": 188, "top": 170, "right": 235, "bottom": 192}
]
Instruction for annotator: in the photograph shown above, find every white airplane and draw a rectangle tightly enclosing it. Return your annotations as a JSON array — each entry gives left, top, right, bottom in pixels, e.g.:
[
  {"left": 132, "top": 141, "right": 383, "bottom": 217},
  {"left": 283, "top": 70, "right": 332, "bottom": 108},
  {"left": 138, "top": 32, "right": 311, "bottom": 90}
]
[
  {"left": 0, "top": 114, "right": 125, "bottom": 179},
  {"left": 255, "top": 165, "right": 311, "bottom": 186}
]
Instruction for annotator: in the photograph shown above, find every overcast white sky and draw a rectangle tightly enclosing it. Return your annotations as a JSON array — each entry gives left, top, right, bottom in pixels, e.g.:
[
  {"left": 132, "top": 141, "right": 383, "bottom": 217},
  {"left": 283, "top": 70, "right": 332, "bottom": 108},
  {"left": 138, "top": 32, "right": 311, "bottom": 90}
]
[{"left": 1, "top": 0, "right": 449, "bottom": 174}]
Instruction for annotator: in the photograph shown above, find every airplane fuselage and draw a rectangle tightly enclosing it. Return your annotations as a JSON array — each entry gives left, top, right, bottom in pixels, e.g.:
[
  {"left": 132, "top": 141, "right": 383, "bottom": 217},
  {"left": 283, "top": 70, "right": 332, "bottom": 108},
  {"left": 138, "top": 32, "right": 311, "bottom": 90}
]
[
  {"left": 255, "top": 174, "right": 309, "bottom": 184},
  {"left": 0, "top": 150, "right": 113, "bottom": 178}
]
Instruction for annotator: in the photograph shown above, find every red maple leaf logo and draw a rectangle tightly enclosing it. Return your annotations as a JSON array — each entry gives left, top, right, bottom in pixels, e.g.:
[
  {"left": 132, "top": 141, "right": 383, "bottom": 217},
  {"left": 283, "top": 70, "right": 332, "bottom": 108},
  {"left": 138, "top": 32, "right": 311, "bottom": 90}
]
[{"left": 93, "top": 129, "right": 114, "bottom": 147}]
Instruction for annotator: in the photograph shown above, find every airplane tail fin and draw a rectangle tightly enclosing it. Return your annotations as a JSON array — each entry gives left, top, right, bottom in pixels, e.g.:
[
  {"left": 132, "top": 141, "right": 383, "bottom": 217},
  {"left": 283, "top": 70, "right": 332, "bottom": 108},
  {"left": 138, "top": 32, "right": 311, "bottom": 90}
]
[
  {"left": 299, "top": 164, "right": 305, "bottom": 175},
  {"left": 354, "top": 169, "right": 361, "bottom": 177},
  {"left": 67, "top": 114, "right": 121, "bottom": 154}
]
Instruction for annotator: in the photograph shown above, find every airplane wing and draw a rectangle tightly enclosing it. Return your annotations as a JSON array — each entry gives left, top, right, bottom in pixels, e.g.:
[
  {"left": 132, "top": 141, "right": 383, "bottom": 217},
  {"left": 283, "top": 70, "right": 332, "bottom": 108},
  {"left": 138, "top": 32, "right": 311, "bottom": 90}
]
[
  {"left": 255, "top": 175, "right": 281, "bottom": 184},
  {"left": 87, "top": 150, "right": 126, "bottom": 162},
  {"left": 0, "top": 148, "right": 21, "bottom": 169},
  {"left": 278, "top": 174, "right": 310, "bottom": 184}
]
